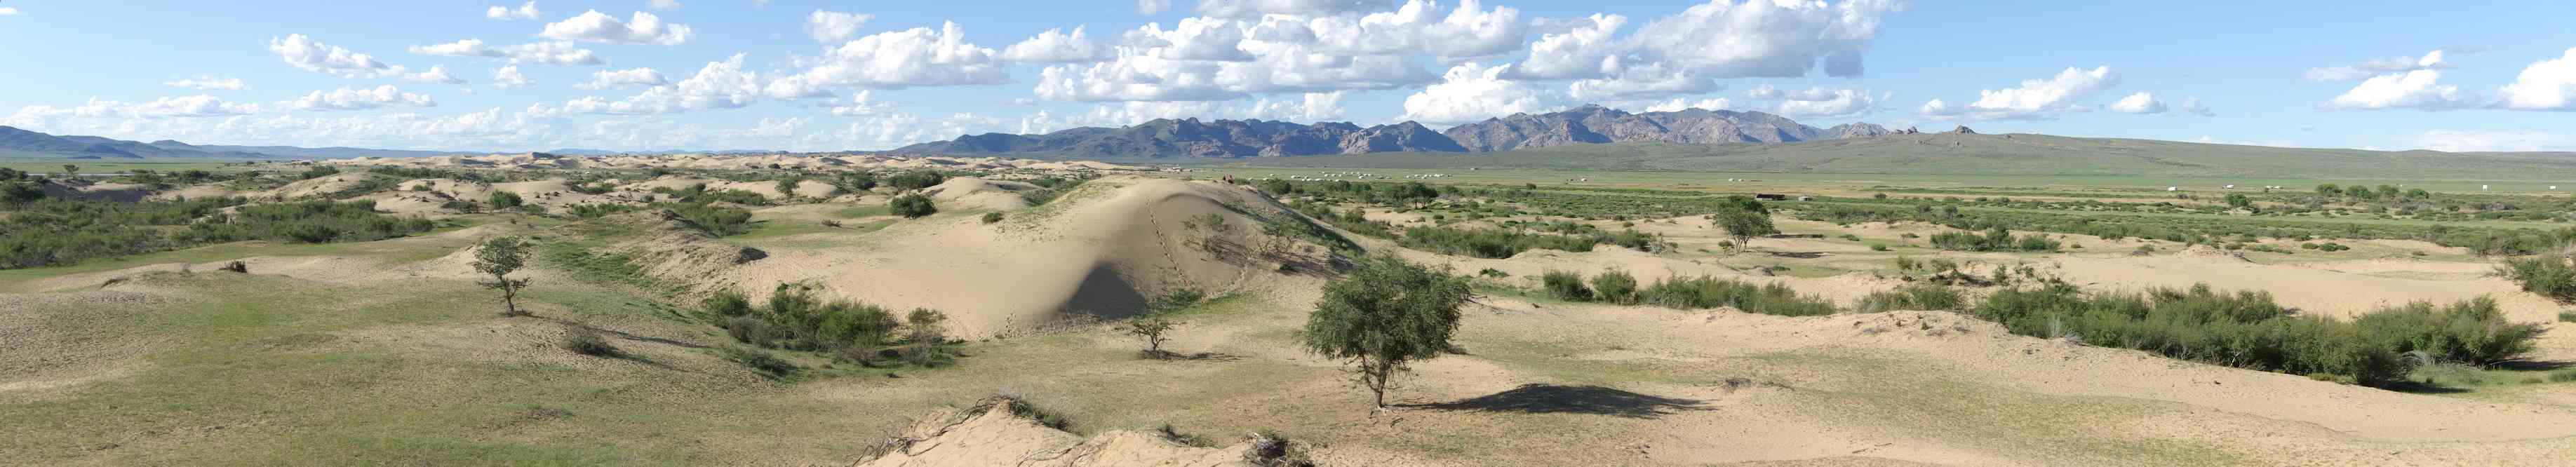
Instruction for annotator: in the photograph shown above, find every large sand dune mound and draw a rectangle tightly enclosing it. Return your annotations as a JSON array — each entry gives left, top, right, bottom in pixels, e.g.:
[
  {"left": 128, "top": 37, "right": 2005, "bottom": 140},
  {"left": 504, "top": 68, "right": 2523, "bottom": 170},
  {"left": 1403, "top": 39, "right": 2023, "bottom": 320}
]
[
  {"left": 664, "top": 177, "right": 1335, "bottom": 338},
  {"left": 859, "top": 398, "right": 1273, "bottom": 466},
  {"left": 917, "top": 177, "right": 1038, "bottom": 210},
  {"left": 323, "top": 153, "right": 1150, "bottom": 172}
]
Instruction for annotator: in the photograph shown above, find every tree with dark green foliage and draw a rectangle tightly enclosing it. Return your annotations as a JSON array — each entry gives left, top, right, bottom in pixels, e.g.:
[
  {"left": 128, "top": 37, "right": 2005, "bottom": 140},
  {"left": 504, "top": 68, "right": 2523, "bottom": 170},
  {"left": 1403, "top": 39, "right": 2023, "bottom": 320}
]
[
  {"left": 300, "top": 165, "right": 340, "bottom": 180},
  {"left": 0, "top": 180, "right": 42, "bottom": 204},
  {"left": 1710, "top": 195, "right": 1777, "bottom": 251},
  {"left": 1301, "top": 255, "right": 1470, "bottom": 408},
  {"left": 2501, "top": 256, "right": 2576, "bottom": 304},
  {"left": 890, "top": 193, "right": 937, "bottom": 219},
  {"left": 2224, "top": 193, "right": 2253, "bottom": 209},
  {"left": 474, "top": 236, "right": 534, "bottom": 317}
]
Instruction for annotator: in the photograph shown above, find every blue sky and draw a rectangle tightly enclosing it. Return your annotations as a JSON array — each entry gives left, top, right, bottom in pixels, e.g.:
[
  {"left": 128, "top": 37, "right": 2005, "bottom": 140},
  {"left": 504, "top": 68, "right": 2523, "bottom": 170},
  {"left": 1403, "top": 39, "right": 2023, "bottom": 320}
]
[{"left": 1, "top": 0, "right": 2572, "bottom": 153}]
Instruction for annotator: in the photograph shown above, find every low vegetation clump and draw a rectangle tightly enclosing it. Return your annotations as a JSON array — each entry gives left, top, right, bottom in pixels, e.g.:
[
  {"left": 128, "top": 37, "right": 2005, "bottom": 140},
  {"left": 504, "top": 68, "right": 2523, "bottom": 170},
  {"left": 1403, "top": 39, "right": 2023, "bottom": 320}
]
[
  {"left": 2499, "top": 256, "right": 2576, "bottom": 304},
  {"left": 562, "top": 324, "right": 618, "bottom": 357},
  {"left": 1969, "top": 283, "right": 2539, "bottom": 387},
  {"left": 890, "top": 193, "right": 937, "bottom": 219},
  {"left": 711, "top": 284, "right": 951, "bottom": 367},
  {"left": 1590, "top": 269, "right": 1639, "bottom": 304},
  {"left": 473, "top": 236, "right": 535, "bottom": 317},
  {"left": 1928, "top": 226, "right": 2060, "bottom": 252},
  {"left": 1856, "top": 283, "right": 1966, "bottom": 313},
  {"left": 1398, "top": 225, "right": 1597, "bottom": 259},
  {"left": 1541, "top": 270, "right": 1592, "bottom": 301},
  {"left": 657, "top": 202, "right": 755, "bottom": 236},
  {"left": 1, "top": 197, "right": 434, "bottom": 269},
  {"left": 651, "top": 184, "right": 772, "bottom": 205},
  {"left": 886, "top": 170, "right": 946, "bottom": 191},
  {"left": 1634, "top": 275, "right": 1838, "bottom": 316}
]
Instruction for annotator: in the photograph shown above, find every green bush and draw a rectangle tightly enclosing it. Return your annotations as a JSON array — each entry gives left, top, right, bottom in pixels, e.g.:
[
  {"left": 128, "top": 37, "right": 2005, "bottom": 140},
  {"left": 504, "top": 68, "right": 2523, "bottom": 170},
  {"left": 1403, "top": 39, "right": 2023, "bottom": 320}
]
[
  {"left": 1856, "top": 284, "right": 1965, "bottom": 313},
  {"left": 1399, "top": 225, "right": 1597, "bottom": 258},
  {"left": 1541, "top": 270, "right": 1592, "bottom": 301},
  {"left": 488, "top": 191, "right": 524, "bottom": 209},
  {"left": 1968, "top": 283, "right": 2537, "bottom": 388},
  {"left": 981, "top": 211, "right": 1004, "bottom": 224},
  {"left": 2500, "top": 257, "right": 2576, "bottom": 304},
  {"left": 1590, "top": 270, "right": 1638, "bottom": 304},
  {"left": 1635, "top": 276, "right": 1837, "bottom": 316},
  {"left": 887, "top": 170, "right": 946, "bottom": 191},
  {"left": 562, "top": 325, "right": 618, "bottom": 357},
  {"left": 1930, "top": 226, "right": 2058, "bottom": 252},
  {"left": 890, "top": 193, "right": 937, "bottom": 219},
  {"left": 703, "top": 289, "right": 753, "bottom": 317},
  {"left": 659, "top": 203, "right": 753, "bottom": 236}
]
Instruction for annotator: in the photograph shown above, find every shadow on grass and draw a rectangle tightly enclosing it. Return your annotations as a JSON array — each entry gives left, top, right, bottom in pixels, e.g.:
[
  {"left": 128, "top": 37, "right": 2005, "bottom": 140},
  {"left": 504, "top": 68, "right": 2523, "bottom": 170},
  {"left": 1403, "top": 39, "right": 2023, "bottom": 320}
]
[
  {"left": 1405, "top": 384, "right": 1708, "bottom": 419},
  {"left": 2382, "top": 380, "right": 2471, "bottom": 394},
  {"left": 2491, "top": 360, "right": 2575, "bottom": 372},
  {"left": 1140, "top": 350, "right": 1242, "bottom": 361}
]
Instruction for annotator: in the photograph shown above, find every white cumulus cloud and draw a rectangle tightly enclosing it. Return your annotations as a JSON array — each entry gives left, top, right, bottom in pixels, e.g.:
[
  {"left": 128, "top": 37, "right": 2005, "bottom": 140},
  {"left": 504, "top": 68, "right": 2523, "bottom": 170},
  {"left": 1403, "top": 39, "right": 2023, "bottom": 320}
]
[
  {"left": 2109, "top": 92, "right": 2166, "bottom": 114},
  {"left": 2305, "top": 49, "right": 2453, "bottom": 82},
  {"left": 270, "top": 34, "right": 408, "bottom": 79},
  {"left": 2496, "top": 46, "right": 2576, "bottom": 111},
  {"left": 1921, "top": 65, "right": 2119, "bottom": 120},
  {"left": 408, "top": 39, "right": 606, "bottom": 66},
  {"left": 805, "top": 11, "right": 871, "bottom": 44},
  {"left": 767, "top": 22, "right": 1007, "bottom": 96},
  {"left": 575, "top": 67, "right": 669, "bottom": 90},
  {"left": 1139, "top": 0, "right": 1173, "bottom": 15},
  {"left": 278, "top": 85, "right": 436, "bottom": 111},
  {"left": 1002, "top": 27, "right": 1116, "bottom": 63},
  {"left": 165, "top": 76, "right": 247, "bottom": 90},
  {"left": 492, "top": 65, "right": 535, "bottom": 88},
  {"left": 545, "top": 55, "right": 763, "bottom": 115},
  {"left": 2321, "top": 69, "right": 2478, "bottom": 110},
  {"left": 539, "top": 11, "right": 693, "bottom": 46},
  {"left": 403, "top": 66, "right": 467, "bottom": 85},
  {"left": 1197, "top": 0, "right": 1399, "bottom": 18},
  {"left": 1400, "top": 62, "right": 1557, "bottom": 124},
  {"left": 486, "top": 1, "right": 540, "bottom": 20},
  {"left": 1509, "top": 0, "right": 1905, "bottom": 100}
]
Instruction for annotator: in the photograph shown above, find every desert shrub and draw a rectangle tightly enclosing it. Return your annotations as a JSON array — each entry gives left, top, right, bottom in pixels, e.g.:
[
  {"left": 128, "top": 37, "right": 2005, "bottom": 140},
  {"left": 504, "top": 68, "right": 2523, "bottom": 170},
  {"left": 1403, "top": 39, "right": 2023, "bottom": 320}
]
[
  {"left": 981, "top": 211, "right": 1004, "bottom": 224},
  {"left": 565, "top": 203, "right": 633, "bottom": 218},
  {"left": 722, "top": 346, "right": 797, "bottom": 378},
  {"left": 562, "top": 325, "right": 617, "bottom": 357},
  {"left": 1635, "top": 276, "right": 1837, "bottom": 316},
  {"left": 657, "top": 202, "right": 754, "bottom": 236},
  {"left": 887, "top": 170, "right": 946, "bottom": 191},
  {"left": 1931, "top": 227, "right": 2058, "bottom": 252},
  {"left": 1541, "top": 270, "right": 1592, "bottom": 301},
  {"left": 890, "top": 193, "right": 937, "bottom": 219},
  {"left": 2500, "top": 256, "right": 2576, "bottom": 304},
  {"left": 488, "top": 191, "right": 524, "bottom": 209},
  {"left": 703, "top": 289, "right": 753, "bottom": 317},
  {"left": 1967, "top": 283, "right": 2537, "bottom": 388},
  {"left": 299, "top": 165, "right": 340, "bottom": 180},
  {"left": 1856, "top": 283, "right": 1965, "bottom": 313},
  {"left": 1399, "top": 225, "right": 1595, "bottom": 258},
  {"left": 901, "top": 309, "right": 954, "bottom": 367},
  {"left": 1590, "top": 269, "right": 1638, "bottom": 304}
]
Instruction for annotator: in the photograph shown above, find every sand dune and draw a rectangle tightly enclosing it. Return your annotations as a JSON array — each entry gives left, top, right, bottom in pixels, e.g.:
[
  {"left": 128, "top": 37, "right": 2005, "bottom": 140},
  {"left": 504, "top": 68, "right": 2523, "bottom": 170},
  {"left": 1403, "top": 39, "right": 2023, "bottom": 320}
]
[{"left": 321, "top": 153, "right": 1150, "bottom": 172}]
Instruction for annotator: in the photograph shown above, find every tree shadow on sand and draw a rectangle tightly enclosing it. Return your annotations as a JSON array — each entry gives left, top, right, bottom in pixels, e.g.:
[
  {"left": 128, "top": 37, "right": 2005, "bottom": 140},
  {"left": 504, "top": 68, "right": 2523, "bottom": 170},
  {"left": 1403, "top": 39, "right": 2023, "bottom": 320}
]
[{"left": 1404, "top": 384, "right": 1709, "bottom": 419}]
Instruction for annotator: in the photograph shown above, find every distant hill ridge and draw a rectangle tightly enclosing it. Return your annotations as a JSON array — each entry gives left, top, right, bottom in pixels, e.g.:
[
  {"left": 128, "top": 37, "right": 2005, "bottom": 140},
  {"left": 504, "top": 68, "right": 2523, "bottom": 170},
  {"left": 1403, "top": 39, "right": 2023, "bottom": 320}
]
[
  {"left": 894, "top": 104, "right": 1893, "bottom": 159},
  {"left": 0, "top": 126, "right": 467, "bottom": 160}
]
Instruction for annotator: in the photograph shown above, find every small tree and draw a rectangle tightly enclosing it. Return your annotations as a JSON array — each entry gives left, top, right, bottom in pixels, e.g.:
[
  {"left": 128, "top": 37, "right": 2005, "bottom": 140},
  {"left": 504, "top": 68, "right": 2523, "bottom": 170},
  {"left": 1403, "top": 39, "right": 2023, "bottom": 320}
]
[
  {"left": 902, "top": 308, "right": 951, "bottom": 366},
  {"left": 61, "top": 164, "right": 80, "bottom": 176},
  {"left": 473, "top": 236, "right": 534, "bottom": 316},
  {"left": 890, "top": 193, "right": 937, "bottom": 219},
  {"left": 1123, "top": 311, "right": 1181, "bottom": 358},
  {"left": 1301, "top": 255, "right": 1470, "bottom": 408},
  {"left": 1710, "top": 196, "right": 1778, "bottom": 252}
]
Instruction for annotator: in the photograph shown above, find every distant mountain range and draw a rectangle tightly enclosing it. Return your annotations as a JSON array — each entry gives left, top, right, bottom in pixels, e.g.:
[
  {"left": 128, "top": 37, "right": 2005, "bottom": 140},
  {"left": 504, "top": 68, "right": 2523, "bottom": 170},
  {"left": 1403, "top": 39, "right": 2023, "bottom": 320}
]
[
  {"left": 0, "top": 126, "right": 466, "bottom": 160},
  {"left": 893, "top": 105, "right": 1894, "bottom": 159}
]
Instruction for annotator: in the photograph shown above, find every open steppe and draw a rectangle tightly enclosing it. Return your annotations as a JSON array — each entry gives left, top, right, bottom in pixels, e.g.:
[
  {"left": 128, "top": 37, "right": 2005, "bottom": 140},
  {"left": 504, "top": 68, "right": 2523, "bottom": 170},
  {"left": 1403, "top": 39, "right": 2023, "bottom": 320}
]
[{"left": 7, "top": 154, "right": 2576, "bottom": 466}]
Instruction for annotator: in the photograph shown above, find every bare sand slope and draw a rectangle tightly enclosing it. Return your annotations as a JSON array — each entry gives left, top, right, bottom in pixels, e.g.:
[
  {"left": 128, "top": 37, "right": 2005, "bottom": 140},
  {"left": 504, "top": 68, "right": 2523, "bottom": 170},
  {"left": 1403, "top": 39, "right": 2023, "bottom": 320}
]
[
  {"left": 692, "top": 177, "right": 1332, "bottom": 337},
  {"left": 858, "top": 398, "right": 1262, "bottom": 466},
  {"left": 917, "top": 177, "right": 1037, "bottom": 210},
  {"left": 2044, "top": 254, "right": 2561, "bottom": 321}
]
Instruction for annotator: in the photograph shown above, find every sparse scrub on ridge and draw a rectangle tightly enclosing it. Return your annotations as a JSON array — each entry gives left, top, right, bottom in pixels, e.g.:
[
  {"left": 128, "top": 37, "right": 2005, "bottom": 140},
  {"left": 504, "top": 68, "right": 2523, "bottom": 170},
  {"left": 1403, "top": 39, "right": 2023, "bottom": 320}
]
[
  {"left": 1856, "top": 283, "right": 1966, "bottom": 313},
  {"left": 651, "top": 184, "right": 772, "bottom": 205},
  {"left": 1019, "top": 175, "right": 1090, "bottom": 206},
  {"left": 488, "top": 191, "right": 524, "bottom": 210},
  {"left": 1303, "top": 255, "right": 1470, "bottom": 408},
  {"left": 890, "top": 193, "right": 937, "bottom": 219},
  {"left": 981, "top": 211, "right": 1003, "bottom": 224},
  {"left": 722, "top": 346, "right": 798, "bottom": 379},
  {"left": 1968, "top": 283, "right": 2540, "bottom": 388}
]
